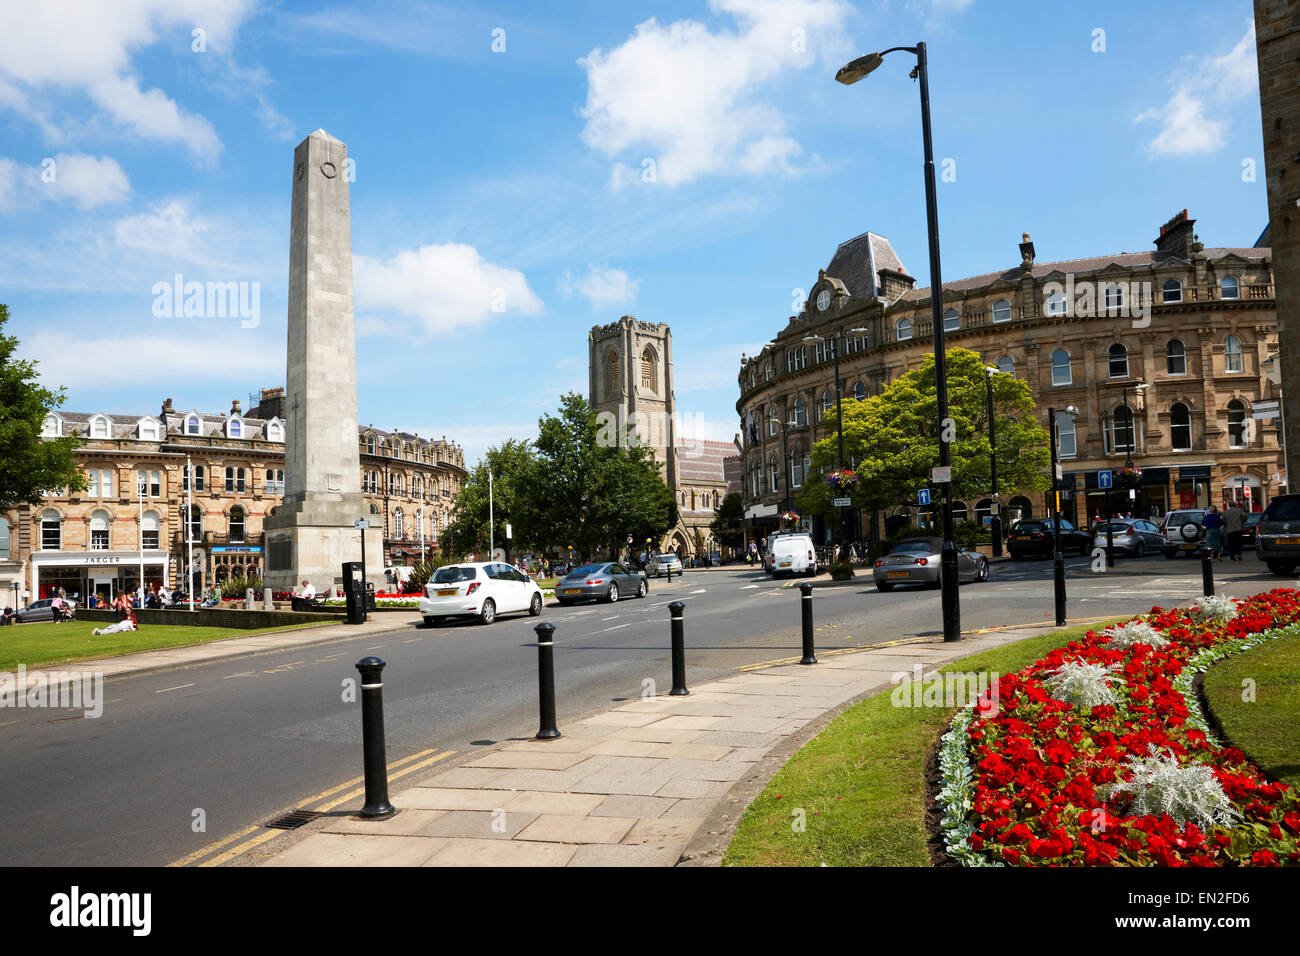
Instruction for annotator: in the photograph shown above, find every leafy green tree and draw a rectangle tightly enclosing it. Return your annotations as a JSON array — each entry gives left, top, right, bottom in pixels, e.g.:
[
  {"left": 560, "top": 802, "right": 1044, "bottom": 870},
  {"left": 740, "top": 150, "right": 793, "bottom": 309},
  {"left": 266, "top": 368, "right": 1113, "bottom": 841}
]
[
  {"left": 710, "top": 491, "right": 746, "bottom": 549},
  {"left": 444, "top": 438, "right": 536, "bottom": 556},
  {"left": 798, "top": 347, "right": 1050, "bottom": 517},
  {"left": 0, "top": 305, "right": 86, "bottom": 511}
]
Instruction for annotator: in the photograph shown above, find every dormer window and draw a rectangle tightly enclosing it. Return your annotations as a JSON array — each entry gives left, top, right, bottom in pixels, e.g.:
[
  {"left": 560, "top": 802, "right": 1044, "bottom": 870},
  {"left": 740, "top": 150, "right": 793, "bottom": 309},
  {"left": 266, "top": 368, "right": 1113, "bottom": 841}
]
[
  {"left": 90, "top": 415, "right": 111, "bottom": 439},
  {"left": 137, "top": 418, "right": 161, "bottom": 441},
  {"left": 266, "top": 418, "right": 284, "bottom": 442},
  {"left": 41, "top": 414, "right": 61, "bottom": 438},
  {"left": 226, "top": 417, "right": 243, "bottom": 439},
  {"left": 186, "top": 415, "right": 202, "bottom": 436}
]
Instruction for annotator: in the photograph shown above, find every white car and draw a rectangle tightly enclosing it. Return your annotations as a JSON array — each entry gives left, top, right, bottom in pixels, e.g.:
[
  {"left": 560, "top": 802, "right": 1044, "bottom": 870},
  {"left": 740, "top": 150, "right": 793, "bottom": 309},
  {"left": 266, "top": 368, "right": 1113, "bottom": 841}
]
[
  {"left": 419, "top": 562, "right": 543, "bottom": 626},
  {"left": 770, "top": 533, "right": 817, "bottom": 578}
]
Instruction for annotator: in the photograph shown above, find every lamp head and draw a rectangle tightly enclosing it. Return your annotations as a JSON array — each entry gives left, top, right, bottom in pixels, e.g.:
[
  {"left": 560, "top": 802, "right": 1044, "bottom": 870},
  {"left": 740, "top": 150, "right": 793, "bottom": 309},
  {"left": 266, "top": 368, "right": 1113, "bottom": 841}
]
[
  {"left": 1065, "top": 405, "right": 1080, "bottom": 416},
  {"left": 802, "top": 333, "right": 824, "bottom": 343},
  {"left": 836, "top": 52, "right": 883, "bottom": 84},
  {"left": 984, "top": 365, "right": 1000, "bottom": 375}
]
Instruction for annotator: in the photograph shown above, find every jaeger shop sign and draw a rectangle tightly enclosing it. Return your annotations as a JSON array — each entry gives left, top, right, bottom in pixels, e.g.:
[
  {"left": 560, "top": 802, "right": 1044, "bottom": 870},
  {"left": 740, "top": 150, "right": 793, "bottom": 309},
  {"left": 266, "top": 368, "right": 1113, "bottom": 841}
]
[{"left": 32, "top": 554, "right": 167, "bottom": 567}]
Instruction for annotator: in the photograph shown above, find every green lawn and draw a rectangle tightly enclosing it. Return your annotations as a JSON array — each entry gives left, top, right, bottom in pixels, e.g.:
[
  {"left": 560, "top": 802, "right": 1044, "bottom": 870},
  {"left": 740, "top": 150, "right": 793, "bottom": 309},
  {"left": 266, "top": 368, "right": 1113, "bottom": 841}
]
[
  {"left": 1201, "top": 628, "right": 1300, "bottom": 791},
  {"left": 723, "top": 622, "right": 1118, "bottom": 867},
  {"left": 0, "top": 620, "right": 328, "bottom": 670}
]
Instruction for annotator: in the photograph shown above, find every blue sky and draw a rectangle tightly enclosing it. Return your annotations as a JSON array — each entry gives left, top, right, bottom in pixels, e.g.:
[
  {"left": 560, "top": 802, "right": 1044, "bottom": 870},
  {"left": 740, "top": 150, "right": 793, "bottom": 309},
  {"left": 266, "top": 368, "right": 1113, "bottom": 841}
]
[{"left": 1, "top": 0, "right": 1266, "bottom": 464}]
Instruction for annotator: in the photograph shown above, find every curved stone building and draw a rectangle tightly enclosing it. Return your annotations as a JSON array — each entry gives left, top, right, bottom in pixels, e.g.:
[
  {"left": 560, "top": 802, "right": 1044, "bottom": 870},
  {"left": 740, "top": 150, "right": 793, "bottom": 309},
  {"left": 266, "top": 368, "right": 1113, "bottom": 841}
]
[{"left": 735, "top": 210, "right": 1282, "bottom": 546}]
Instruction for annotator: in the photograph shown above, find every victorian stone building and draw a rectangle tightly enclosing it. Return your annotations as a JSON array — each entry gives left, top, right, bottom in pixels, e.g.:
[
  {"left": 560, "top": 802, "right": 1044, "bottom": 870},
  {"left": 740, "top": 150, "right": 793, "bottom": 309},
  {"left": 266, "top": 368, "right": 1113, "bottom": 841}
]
[
  {"left": 1, "top": 387, "right": 465, "bottom": 603},
  {"left": 589, "top": 317, "right": 738, "bottom": 559},
  {"left": 736, "top": 211, "right": 1282, "bottom": 546}
]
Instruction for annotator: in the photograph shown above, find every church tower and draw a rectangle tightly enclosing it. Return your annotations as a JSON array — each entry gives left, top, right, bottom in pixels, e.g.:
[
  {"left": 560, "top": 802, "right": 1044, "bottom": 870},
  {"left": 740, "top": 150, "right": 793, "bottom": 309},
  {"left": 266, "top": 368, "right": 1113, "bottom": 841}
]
[{"left": 588, "top": 316, "right": 679, "bottom": 492}]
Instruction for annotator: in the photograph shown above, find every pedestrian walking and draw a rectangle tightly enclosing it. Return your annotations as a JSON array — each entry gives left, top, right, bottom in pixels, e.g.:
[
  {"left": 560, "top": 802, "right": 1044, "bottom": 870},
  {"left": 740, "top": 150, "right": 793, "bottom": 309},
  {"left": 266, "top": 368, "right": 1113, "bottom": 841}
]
[
  {"left": 1223, "top": 500, "right": 1246, "bottom": 561},
  {"left": 1203, "top": 505, "right": 1226, "bottom": 560}
]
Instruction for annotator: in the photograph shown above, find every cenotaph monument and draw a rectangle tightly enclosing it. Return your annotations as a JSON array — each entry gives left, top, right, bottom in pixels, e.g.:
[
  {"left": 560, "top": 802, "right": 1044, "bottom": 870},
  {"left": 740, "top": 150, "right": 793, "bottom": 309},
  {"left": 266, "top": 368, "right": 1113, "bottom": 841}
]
[{"left": 264, "top": 129, "right": 382, "bottom": 593}]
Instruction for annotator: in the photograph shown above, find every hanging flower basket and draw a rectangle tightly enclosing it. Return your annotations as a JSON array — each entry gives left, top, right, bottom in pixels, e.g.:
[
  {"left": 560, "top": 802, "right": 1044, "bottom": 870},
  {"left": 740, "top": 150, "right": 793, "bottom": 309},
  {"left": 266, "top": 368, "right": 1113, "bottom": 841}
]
[
  {"left": 780, "top": 511, "right": 800, "bottom": 528},
  {"left": 825, "top": 468, "right": 860, "bottom": 492},
  {"left": 1116, "top": 464, "right": 1143, "bottom": 488}
]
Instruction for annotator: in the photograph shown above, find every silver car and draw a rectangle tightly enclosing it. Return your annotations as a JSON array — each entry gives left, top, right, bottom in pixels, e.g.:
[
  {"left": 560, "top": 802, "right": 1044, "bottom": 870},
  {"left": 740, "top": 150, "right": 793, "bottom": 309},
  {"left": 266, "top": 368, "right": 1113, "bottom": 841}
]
[
  {"left": 873, "top": 537, "right": 989, "bottom": 591},
  {"left": 554, "top": 563, "right": 649, "bottom": 605},
  {"left": 646, "top": 553, "right": 683, "bottom": 578},
  {"left": 1092, "top": 518, "right": 1164, "bottom": 557},
  {"left": 14, "top": 598, "right": 68, "bottom": 623}
]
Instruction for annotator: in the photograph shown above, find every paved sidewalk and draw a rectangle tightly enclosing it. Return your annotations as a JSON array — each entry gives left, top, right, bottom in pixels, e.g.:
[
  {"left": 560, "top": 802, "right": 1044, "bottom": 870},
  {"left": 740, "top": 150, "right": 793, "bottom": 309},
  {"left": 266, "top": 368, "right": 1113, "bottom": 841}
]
[{"left": 261, "top": 620, "right": 1065, "bottom": 867}]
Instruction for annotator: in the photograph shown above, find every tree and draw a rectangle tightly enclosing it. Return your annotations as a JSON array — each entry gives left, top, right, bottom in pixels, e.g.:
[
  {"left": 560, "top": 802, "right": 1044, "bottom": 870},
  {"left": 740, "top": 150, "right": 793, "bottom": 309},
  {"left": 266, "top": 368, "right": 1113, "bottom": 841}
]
[
  {"left": 520, "top": 393, "right": 677, "bottom": 560},
  {"left": 710, "top": 491, "right": 746, "bottom": 549},
  {"left": 444, "top": 438, "right": 535, "bottom": 557},
  {"left": 0, "top": 304, "right": 86, "bottom": 512},
  {"left": 798, "top": 347, "right": 1051, "bottom": 518}
]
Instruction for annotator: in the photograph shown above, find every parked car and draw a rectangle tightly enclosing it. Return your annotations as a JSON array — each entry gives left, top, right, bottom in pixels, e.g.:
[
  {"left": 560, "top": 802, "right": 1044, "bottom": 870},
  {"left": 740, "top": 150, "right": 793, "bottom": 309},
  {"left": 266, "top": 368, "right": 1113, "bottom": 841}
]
[
  {"left": 1092, "top": 518, "right": 1164, "bottom": 557},
  {"left": 554, "top": 562, "right": 648, "bottom": 605},
  {"left": 13, "top": 599, "right": 60, "bottom": 623},
  {"left": 419, "top": 562, "right": 543, "bottom": 626},
  {"left": 1255, "top": 494, "right": 1300, "bottom": 575},
  {"left": 873, "top": 537, "right": 989, "bottom": 591},
  {"left": 1006, "top": 518, "right": 1091, "bottom": 559},
  {"left": 1243, "top": 511, "right": 1261, "bottom": 547},
  {"left": 770, "top": 533, "right": 818, "bottom": 578},
  {"left": 1160, "top": 509, "right": 1207, "bottom": 558},
  {"left": 645, "top": 553, "right": 683, "bottom": 578}
]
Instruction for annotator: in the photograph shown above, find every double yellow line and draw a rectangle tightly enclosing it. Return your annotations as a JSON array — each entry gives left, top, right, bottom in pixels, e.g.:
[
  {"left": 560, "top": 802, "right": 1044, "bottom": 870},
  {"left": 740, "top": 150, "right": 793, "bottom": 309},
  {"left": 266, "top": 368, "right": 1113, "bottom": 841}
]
[{"left": 170, "top": 748, "right": 456, "bottom": 867}]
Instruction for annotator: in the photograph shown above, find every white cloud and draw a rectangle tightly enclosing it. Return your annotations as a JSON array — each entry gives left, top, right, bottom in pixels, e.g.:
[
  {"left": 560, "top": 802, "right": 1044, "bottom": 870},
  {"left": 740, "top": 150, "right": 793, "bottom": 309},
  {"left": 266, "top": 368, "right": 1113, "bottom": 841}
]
[
  {"left": 578, "top": 0, "right": 850, "bottom": 187},
  {"left": 23, "top": 331, "right": 281, "bottom": 389},
  {"left": 906, "top": 0, "right": 975, "bottom": 32},
  {"left": 0, "top": 0, "right": 261, "bottom": 162},
  {"left": 114, "top": 199, "right": 212, "bottom": 261},
  {"left": 559, "top": 265, "right": 641, "bottom": 311},
  {"left": 0, "top": 153, "right": 130, "bottom": 211},
  {"left": 354, "top": 243, "right": 544, "bottom": 334},
  {"left": 1136, "top": 23, "right": 1258, "bottom": 157}
]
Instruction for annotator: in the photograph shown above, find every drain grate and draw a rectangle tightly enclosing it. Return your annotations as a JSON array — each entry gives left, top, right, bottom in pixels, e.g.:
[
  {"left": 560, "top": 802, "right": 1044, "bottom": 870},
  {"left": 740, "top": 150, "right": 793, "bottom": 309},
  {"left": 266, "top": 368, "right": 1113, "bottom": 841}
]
[{"left": 266, "top": 809, "right": 323, "bottom": 830}]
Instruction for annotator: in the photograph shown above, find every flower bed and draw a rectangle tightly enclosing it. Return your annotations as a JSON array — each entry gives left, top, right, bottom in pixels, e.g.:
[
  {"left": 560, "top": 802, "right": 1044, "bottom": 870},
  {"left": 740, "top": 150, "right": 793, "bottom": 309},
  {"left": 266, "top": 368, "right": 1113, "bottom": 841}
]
[{"left": 937, "top": 589, "right": 1300, "bottom": 866}]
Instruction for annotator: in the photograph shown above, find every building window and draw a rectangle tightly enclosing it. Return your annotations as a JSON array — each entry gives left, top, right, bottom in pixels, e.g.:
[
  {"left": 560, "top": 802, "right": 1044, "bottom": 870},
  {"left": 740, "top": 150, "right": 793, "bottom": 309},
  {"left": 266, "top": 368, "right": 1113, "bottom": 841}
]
[
  {"left": 852, "top": 381, "right": 866, "bottom": 401},
  {"left": 185, "top": 505, "right": 202, "bottom": 541},
  {"left": 266, "top": 420, "right": 284, "bottom": 442},
  {"left": 266, "top": 469, "right": 284, "bottom": 494},
  {"left": 136, "top": 470, "right": 161, "bottom": 497},
  {"left": 896, "top": 318, "right": 912, "bottom": 341},
  {"left": 138, "top": 419, "right": 160, "bottom": 441},
  {"left": 943, "top": 308, "right": 959, "bottom": 332},
  {"left": 768, "top": 407, "right": 778, "bottom": 437},
  {"left": 792, "top": 398, "right": 806, "bottom": 427},
  {"left": 1221, "top": 276, "right": 1239, "bottom": 299},
  {"left": 992, "top": 299, "right": 1011, "bottom": 323},
  {"left": 183, "top": 464, "right": 205, "bottom": 492},
  {"left": 365, "top": 435, "right": 376, "bottom": 455},
  {"left": 605, "top": 350, "right": 619, "bottom": 398},
  {"left": 1228, "top": 400, "right": 1247, "bottom": 448},
  {"left": 41, "top": 510, "right": 61, "bottom": 550},
  {"left": 90, "top": 415, "right": 111, "bottom": 439},
  {"left": 394, "top": 508, "right": 404, "bottom": 538},
  {"left": 820, "top": 390, "right": 834, "bottom": 419},
  {"left": 0, "top": 520, "right": 8, "bottom": 560},
  {"left": 769, "top": 456, "right": 778, "bottom": 493},
  {"left": 227, "top": 417, "right": 243, "bottom": 439},
  {"left": 1102, "top": 283, "right": 1125, "bottom": 312},
  {"left": 142, "top": 511, "right": 161, "bottom": 550},
  {"left": 975, "top": 499, "right": 992, "bottom": 524},
  {"left": 791, "top": 454, "right": 805, "bottom": 489},
  {"left": 1111, "top": 405, "right": 1136, "bottom": 454},
  {"left": 1224, "top": 336, "right": 1243, "bottom": 373},
  {"left": 90, "top": 510, "right": 110, "bottom": 550},
  {"left": 952, "top": 500, "right": 969, "bottom": 522},
  {"left": 1108, "top": 343, "right": 1129, "bottom": 379},
  {"left": 86, "top": 468, "right": 115, "bottom": 498},
  {"left": 225, "top": 467, "right": 246, "bottom": 493},
  {"left": 1051, "top": 349, "right": 1071, "bottom": 386},
  {"left": 1046, "top": 291, "right": 1068, "bottom": 315},
  {"left": 186, "top": 415, "right": 201, "bottom": 436},
  {"left": 1170, "top": 403, "right": 1192, "bottom": 450},
  {"left": 640, "top": 347, "right": 657, "bottom": 392},
  {"left": 41, "top": 414, "right": 61, "bottom": 437},
  {"left": 1166, "top": 339, "right": 1186, "bottom": 375},
  {"left": 229, "top": 506, "right": 246, "bottom": 541},
  {"left": 1162, "top": 279, "right": 1182, "bottom": 303},
  {"left": 996, "top": 355, "right": 1015, "bottom": 377},
  {"left": 764, "top": 362, "right": 773, "bottom": 381},
  {"left": 1057, "top": 416, "right": 1077, "bottom": 459}
]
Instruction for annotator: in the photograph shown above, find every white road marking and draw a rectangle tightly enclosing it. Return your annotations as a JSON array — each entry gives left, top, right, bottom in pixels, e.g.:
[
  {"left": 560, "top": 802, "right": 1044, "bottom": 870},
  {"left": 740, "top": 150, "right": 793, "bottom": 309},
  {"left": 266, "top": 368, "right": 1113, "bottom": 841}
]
[
  {"left": 602, "top": 615, "right": 619, "bottom": 621},
  {"left": 739, "top": 584, "right": 759, "bottom": 590},
  {"left": 156, "top": 683, "right": 195, "bottom": 694},
  {"left": 601, "top": 623, "right": 633, "bottom": 632},
  {"left": 691, "top": 589, "right": 707, "bottom": 594}
]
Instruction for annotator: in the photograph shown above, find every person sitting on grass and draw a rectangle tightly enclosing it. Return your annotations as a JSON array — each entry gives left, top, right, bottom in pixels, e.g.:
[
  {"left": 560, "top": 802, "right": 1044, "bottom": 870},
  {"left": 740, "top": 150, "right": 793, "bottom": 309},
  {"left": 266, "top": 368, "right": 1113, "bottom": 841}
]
[
  {"left": 1, "top": 606, "right": 14, "bottom": 626},
  {"left": 93, "top": 611, "right": 138, "bottom": 636}
]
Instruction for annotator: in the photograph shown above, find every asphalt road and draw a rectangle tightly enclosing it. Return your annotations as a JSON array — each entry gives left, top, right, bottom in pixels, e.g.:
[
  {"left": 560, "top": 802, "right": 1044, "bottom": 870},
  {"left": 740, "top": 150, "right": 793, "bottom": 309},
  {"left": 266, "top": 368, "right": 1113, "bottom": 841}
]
[{"left": 0, "top": 555, "right": 1284, "bottom": 866}]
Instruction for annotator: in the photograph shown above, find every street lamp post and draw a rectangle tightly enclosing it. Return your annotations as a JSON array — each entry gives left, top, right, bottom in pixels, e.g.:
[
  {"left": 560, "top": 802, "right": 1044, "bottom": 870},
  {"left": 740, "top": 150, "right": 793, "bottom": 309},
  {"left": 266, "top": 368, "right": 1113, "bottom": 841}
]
[
  {"left": 984, "top": 366, "right": 1002, "bottom": 558},
  {"left": 838, "top": 41, "right": 959, "bottom": 642},
  {"left": 1048, "top": 406, "right": 1078, "bottom": 627}
]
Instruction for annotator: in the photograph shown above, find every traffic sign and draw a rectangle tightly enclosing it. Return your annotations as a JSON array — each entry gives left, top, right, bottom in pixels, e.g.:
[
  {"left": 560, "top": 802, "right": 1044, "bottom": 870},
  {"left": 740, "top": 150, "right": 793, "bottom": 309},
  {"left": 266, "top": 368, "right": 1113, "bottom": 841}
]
[
  {"left": 918, "top": 488, "right": 932, "bottom": 506},
  {"left": 354, "top": 519, "right": 369, "bottom": 530},
  {"left": 832, "top": 497, "right": 852, "bottom": 507},
  {"left": 931, "top": 465, "right": 951, "bottom": 484},
  {"left": 627, "top": 535, "right": 633, "bottom": 544},
  {"left": 1098, "top": 470, "right": 1113, "bottom": 489}
]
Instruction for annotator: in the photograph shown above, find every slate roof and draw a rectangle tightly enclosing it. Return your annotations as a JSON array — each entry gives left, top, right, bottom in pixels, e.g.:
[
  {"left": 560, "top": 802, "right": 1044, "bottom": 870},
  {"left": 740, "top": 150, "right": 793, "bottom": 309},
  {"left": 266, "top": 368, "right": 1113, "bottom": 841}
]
[{"left": 824, "top": 231, "right": 910, "bottom": 299}]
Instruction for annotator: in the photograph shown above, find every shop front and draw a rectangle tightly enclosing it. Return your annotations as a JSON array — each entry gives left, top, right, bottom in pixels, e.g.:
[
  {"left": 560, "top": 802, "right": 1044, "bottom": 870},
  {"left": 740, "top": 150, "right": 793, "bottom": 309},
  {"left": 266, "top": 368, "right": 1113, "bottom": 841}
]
[
  {"left": 30, "top": 552, "right": 169, "bottom": 605},
  {"left": 209, "top": 545, "right": 263, "bottom": 584}
]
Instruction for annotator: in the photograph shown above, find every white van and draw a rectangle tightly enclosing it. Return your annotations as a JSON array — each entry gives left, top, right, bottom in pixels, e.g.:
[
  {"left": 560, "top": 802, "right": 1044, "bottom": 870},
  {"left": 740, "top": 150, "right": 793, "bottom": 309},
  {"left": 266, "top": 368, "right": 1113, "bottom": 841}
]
[{"left": 770, "top": 534, "right": 817, "bottom": 578}]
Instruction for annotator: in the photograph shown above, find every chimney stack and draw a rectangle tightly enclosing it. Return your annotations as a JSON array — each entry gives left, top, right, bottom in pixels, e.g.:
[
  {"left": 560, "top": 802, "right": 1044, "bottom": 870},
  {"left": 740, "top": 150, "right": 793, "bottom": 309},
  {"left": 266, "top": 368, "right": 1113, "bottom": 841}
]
[{"left": 1154, "top": 209, "right": 1197, "bottom": 260}]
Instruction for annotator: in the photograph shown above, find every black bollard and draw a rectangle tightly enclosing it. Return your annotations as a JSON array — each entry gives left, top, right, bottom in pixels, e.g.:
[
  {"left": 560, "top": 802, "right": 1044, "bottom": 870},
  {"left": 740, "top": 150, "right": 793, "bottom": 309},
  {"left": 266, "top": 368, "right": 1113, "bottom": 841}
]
[
  {"left": 668, "top": 601, "right": 689, "bottom": 696},
  {"left": 1202, "top": 550, "right": 1215, "bottom": 597},
  {"left": 798, "top": 582, "right": 818, "bottom": 665},
  {"left": 354, "top": 657, "right": 396, "bottom": 819},
  {"left": 534, "top": 622, "right": 561, "bottom": 740}
]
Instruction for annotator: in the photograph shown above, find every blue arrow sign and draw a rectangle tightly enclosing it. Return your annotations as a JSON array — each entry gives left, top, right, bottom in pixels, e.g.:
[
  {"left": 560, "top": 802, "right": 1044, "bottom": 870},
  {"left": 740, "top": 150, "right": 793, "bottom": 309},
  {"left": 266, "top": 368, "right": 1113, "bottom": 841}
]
[
  {"left": 1098, "top": 470, "right": 1113, "bottom": 489},
  {"left": 918, "top": 488, "right": 932, "bottom": 506}
]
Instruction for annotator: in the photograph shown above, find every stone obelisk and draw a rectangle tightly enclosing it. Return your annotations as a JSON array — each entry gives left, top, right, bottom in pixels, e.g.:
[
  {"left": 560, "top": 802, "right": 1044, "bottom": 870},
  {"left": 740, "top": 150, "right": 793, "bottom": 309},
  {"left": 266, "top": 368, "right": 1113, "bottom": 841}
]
[{"left": 264, "top": 129, "right": 380, "bottom": 593}]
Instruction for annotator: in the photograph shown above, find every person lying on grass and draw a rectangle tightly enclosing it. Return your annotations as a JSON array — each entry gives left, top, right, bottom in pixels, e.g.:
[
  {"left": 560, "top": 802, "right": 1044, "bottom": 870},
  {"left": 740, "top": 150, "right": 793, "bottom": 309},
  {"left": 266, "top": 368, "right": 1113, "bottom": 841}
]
[{"left": 93, "top": 612, "right": 138, "bottom": 636}]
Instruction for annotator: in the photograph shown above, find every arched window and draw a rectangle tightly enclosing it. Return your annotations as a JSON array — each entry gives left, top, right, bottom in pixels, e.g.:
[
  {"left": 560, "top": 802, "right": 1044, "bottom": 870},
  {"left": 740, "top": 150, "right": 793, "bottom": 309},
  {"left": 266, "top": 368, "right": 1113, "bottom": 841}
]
[
  {"left": 1166, "top": 339, "right": 1186, "bottom": 375},
  {"left": 992, "top": 299, "right": 1011, "bottom": 323},
  {"left": 41, "top": 510, "right": 61, "bottom": 550},
  {"left": 1224, "top": 336, "right": 1243, "bottom": 373},
  {"left": 852, "top": 381, "right": 866, "bottom": 401},
  {"left": 1108, "top": 343, "right": 1129, "bottom": 379},
  {"left": 895, "top": 318, "right": 912, "bottom": 341},
  {"left": 141, "top": 511, "right": 161, "bottom": 550},
  {"left": 1221, "top": 276, "right": 1239, "bottom": 300},
  {"left": 227, "top": 417, "right": 242, "bottom": 439},
  {"left": 1162, "top": 279, "right": 1182, "bottom": 303},
  {"left": 1057, "top": 415, "right": 1077, "bottom": 458},
  {"left": 266, "top": 469, "right": 284, "bottom": 494},
  {"left": 229, "top": 506, "right": 246, "bottom": 541},
  {"left": 1227, "top": 400, "right": 1247, "bottom": 447},
  {"left": 1111, "top": 405, "right": 1136, "bottom": 454},
  {"left": 138, "top": 418, "right": 160, "bottom": 441},
  {"left": 90, "top": 414, "right": 111, "bottom": 439},
  {"left": 42, "top": 414, "right": 61, "bottom": 437},
  {"left": 365, "top": 434, "right": 376, "bottom": 455},
  {"left": 996, "top": 355, "right": 1015, "bottom": 376},
  {"left": 764, "top": 362, "right": 773, "bottom": 381},
  {"left": 266, "top": 419, "right": 284, "bottom": 442},
  {"left": 393, "top": 508, "right": 404, "bottom": 538},
  {"left": 186, "top": 415, "right": 201, "bottom": 436},
  {"left": 769, "top": 456, "right": 778, "bottom": 493},
  {"left": 370, "top": 503, "right": 380, "bottom": 515},
  {"left": 1051, "top": 349, "right": 1071, "bottom": 386},
  {"left": 90, "top": 510, "right": 111, "bottom": 550},
  {"left": 952, "top": 501, "right": 968, "bottom": 523},
  {"left": 820, "top": 390, "right": 834, "bottom": 419},
  {"left": 1170, "top": 403, "right": 1192, "bottom": 450},
  {"left": 1046, "top": 290, "right": 1068, "bottom": 316},
  {"left": 606, "top": 349, "right": 619, "bottom": 397},
  {"left": 974, "top": 498, "right": 993, "bottom": 524},
  {"left": 792, "top": 398, "right": 806, "bottom": 427},
  {"left": 791, "top": 454, "right": 806, "bottom": 488},
  {"left": 943, "top": 308, "right": 959, "bottom": 332},
  {"left": 1008, "top": 496, "right": 1033, "bottom": 523},
  {"left": 640, "top": 347, "right": 658, "bottom": 392}
]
